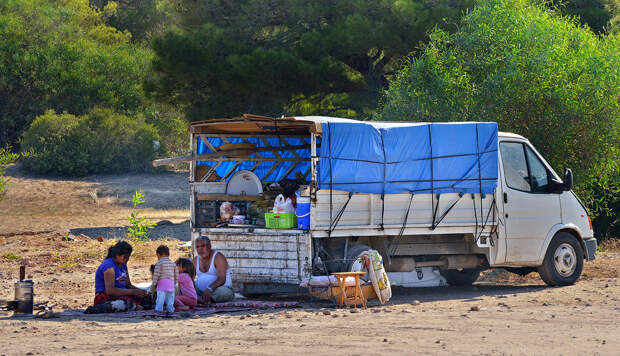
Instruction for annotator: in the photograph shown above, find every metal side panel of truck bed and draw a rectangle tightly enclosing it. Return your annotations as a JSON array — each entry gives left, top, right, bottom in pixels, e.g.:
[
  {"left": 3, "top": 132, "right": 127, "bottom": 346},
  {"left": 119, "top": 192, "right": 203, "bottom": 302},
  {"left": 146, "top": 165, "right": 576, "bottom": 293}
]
[
  {"left": 311, "top": 190, "right": 498, "bottom": 238},
  {"left": 191, "top": 229, "right": 312, "bottom": 287}
]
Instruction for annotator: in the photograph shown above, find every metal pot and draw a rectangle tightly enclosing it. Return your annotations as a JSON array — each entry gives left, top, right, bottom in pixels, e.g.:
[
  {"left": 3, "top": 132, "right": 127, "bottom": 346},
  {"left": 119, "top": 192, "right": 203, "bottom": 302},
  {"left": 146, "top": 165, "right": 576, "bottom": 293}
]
[{"left": 14, "top": 280, "right": 34, "bottom": 315}]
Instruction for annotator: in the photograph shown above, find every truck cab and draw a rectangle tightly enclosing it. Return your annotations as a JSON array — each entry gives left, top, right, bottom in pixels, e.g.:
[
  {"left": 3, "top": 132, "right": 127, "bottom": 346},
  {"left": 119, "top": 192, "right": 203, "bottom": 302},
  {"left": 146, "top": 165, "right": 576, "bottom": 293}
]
[{"left": 494, "top": 132, "right": 596, "bottom": 285}]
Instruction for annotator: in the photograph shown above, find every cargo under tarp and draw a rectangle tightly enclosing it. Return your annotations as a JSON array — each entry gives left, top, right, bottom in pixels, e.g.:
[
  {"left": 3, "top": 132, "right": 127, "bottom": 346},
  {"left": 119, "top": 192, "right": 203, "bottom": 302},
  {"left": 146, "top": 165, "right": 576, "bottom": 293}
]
[{"left": 318, "top": 121, "right": 498, "bottom": 195}]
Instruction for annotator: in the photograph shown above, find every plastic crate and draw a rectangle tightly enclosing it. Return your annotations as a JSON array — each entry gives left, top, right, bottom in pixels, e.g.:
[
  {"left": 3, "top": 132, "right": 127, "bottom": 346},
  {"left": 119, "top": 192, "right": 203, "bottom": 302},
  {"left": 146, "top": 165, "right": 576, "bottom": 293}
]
[
  {"left": 195, "top": 200, "right": 219, "bottom": 227},
  {"left": 264, "top": 213, "right": 297, "bottom": 229}
]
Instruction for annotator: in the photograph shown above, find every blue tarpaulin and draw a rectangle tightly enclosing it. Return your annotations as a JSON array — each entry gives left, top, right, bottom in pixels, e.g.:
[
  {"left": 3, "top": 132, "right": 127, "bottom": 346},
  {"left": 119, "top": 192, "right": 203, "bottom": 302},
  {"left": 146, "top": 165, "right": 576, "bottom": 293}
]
[
  {"left": 196, "top": 136, "right": 311, "bottom": 182},
  {"left": 318, "top": 121, "right": 498, "bottom": 195}
]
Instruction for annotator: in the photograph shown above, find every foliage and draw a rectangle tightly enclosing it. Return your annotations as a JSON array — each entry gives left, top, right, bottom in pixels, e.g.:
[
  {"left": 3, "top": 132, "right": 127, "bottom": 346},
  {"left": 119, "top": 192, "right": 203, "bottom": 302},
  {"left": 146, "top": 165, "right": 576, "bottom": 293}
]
[
  {"left": 145, "top": 0, "right": 475, "bottom": 120},
  {"left": 0, "top": 146, "right": 19, "bottom": 200},
  {"left": 1, "top": 252, "right": 21, "bottom": 261},
  {"left": 90, "top": 0, "right": 170, "bottom": 42},
  {"left": 143, "top": 103, "right": 188, "bottom": 158},
  {"left": 0, "top": 0, "right": 150, "bottom": 146},
  {"left": 380, "top": 0, "right": 620, "bottom": 238},
  {"left": 551, "top": 0, "right": 616, "bottom": 34},
  {"left": 127, "top": 189, "right": 155, "bottom": 242},
  {"left": 0, "top": 145, "right": 32, "bottom": 200},
  {"left": 21, "top": 108, "right": 161, "bottom": 176},
  {"left": 582, "top": 173, "right": 620, "bottom": 239}
]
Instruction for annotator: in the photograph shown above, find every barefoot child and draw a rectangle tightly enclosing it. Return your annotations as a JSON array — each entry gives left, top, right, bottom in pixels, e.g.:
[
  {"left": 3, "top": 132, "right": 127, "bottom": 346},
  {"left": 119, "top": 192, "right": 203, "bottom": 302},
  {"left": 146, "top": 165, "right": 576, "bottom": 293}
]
[
  {"left": 151, "top": 245, "right": 178, "bottom": 313},
  {"left": 174, "top": 258, "right": 198, "bottom": 311}
]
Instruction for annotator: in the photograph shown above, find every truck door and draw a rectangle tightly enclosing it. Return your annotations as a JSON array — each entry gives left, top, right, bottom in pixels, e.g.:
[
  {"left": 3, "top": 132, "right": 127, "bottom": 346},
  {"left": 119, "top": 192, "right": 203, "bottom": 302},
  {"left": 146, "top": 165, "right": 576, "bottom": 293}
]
[{"left": 499, "top": 141, "right": 561, "bottom": 263}]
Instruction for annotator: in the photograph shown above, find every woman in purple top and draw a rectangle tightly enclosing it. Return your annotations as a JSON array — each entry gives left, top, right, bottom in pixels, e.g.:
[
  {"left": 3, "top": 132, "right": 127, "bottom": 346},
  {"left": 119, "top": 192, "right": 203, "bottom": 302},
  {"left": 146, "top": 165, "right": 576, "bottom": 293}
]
[{"left": 93, "top": 241, "right": 148, "bottom": 308}]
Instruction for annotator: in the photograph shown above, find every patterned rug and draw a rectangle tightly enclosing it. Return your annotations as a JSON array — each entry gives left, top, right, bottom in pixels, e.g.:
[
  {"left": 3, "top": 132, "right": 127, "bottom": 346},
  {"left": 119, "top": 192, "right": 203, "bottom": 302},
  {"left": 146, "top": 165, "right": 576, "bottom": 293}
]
[{"left": 61, "top": 300, "right": 299, "bottom": 318}]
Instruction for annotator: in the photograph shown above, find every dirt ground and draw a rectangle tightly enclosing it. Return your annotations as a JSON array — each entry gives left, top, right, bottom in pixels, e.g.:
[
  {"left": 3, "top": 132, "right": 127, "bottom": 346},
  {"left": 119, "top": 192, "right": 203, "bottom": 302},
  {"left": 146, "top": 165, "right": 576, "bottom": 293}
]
[
  {"left": 0, "top": 165, "right": 190, "bottom": 239},
  {"left": 1, "top": 168, "right": 619, "bottom": 355}
]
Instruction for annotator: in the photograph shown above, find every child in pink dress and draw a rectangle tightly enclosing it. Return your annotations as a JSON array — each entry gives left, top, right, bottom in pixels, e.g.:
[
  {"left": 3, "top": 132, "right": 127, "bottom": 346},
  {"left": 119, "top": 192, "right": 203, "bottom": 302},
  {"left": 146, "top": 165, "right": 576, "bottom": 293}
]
[
  {"left": 151, "top": 245, "right": 178, "bottom": 313},
  {"left": 174, "top": 258, "right": 198, "bottom": 311}
]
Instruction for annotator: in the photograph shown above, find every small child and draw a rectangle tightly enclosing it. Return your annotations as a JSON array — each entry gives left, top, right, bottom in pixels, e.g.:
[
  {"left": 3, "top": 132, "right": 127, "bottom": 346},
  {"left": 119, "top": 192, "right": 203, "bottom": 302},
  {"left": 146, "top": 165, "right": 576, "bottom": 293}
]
[
  {"left": 151, "top": 245, "right": 178, "bottom": 313},
  {"left": 174, "top": 258, "right": 198, "bottom": 311}
]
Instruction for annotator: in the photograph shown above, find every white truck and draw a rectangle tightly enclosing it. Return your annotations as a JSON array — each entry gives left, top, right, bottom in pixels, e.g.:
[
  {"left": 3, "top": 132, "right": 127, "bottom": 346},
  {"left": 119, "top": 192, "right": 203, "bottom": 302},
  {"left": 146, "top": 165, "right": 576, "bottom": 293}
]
[{"left": 155, "top": 115, "right": 596, "bottom": 294}]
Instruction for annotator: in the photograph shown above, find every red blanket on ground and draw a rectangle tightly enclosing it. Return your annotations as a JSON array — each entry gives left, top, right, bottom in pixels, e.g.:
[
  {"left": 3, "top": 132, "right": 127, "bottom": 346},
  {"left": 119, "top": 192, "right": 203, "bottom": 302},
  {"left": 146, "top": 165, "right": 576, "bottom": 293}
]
[{"left": 63, "top": 300, "right": 299, "bottom": 318}]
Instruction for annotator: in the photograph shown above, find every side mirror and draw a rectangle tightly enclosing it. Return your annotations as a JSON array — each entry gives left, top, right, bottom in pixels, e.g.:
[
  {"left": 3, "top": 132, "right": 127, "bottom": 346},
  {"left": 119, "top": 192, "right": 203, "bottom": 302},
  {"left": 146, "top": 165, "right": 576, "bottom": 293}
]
[{"left": 563, "top": 168, "right": 573, "bottom": 191}]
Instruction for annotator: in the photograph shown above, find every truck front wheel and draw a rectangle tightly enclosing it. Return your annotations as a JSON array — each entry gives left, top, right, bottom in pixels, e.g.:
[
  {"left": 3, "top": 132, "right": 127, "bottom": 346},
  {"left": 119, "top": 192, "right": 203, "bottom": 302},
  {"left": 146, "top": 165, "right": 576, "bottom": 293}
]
[
  {"left": 440, "top": 268, "right": 480, "bottom": 286},
  {"left": 537, "top": 232, "right": 584, "bottom": 286}
]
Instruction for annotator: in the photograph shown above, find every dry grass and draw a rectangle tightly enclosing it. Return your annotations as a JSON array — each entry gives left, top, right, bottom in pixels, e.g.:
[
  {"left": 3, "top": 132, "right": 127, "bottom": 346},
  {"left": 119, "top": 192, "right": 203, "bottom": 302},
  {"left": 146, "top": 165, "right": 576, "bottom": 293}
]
[
  {"left": 0, "top": 232, "right": 190, "bottom": 274},
  {"left": 0, "top": 167, "right": 189, "bottom": 235},
  {"left": 600, "top": 238, "right": 620, "bottom": 251}
]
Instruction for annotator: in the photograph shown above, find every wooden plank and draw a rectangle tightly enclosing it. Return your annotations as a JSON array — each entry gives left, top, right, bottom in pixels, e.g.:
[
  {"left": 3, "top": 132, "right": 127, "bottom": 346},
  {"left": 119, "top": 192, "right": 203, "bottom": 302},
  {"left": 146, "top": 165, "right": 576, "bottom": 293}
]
[
  {"left": 260, "top": 137, "right": 281, "bottom": 159},
  {"left": 282, "top": 137, "right": 300, "bottom": 158},
  {"left": 200, "top": 161, "right": 222, "bottom": 182},
  {"left": 216, "top": 250, "right": 300, "bottom": 260},
  {"left": 198, "top": 134, "right": 218, "bottom": 152},
  {"left": 196, "top": 194, "right": 262, "bottom": 201},
  {"left": 153, "top": 144, "right": 311, "bottom": 166},
  {"left": 201, "top": 134, "right": 308, "bottom": 138},
  {"left": 209, "top": 235, "right": 308, "bottom": 243},
  {"left": 280, "top": 161, "right": 299, "bottom": 180},
  {"left": 221, "top": 161, "right": 242, "bottom": 181},
  {"left": 310, "top": 132, "right": 317, "bottom": 184},
  {"left": 261, "top": 160, "right": 280, "bottom": 183},
  {"left": 310, "top": 122, "right": 322, "bottom": 135}
]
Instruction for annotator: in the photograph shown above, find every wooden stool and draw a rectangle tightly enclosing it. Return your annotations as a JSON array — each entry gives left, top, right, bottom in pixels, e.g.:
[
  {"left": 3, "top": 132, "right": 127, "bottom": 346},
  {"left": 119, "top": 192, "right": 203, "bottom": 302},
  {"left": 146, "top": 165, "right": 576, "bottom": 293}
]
[{"left": 332, "top": 271, "right": 367, "bottom": 309}]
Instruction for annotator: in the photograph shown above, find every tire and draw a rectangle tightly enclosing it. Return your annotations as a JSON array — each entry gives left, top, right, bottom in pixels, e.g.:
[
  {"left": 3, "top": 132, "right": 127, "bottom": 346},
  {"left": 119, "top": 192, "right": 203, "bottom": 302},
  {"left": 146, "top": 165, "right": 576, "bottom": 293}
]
[
  {"left": 440, "top": 268, "right": 481, "bottom": 286},
  {"left": 537, "top": 232, "right": 584, "bottom": 286},
  {"left": 326, "top": 243, "right": 370, "bottom": 273}
]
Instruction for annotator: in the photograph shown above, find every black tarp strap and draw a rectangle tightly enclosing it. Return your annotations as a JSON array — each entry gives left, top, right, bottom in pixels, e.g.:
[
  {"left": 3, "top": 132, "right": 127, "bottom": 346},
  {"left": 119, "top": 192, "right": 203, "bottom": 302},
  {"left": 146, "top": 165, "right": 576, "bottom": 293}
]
[
  {"left": 328, "top": 123, "right": 333, "bottom": 237},
  {"left": 389, "top": 192, "right": 414, "bottom": 256},
  {"left": 379, "top": 126, "right": 387, "bottom": 231},
  {"left": 380, "top": 194, "right": 385, "bottom": 230},
  {"left": 428, "top": 124, "right": 435, "bottom": 231},
  {"left": 475, "top": 124, "right": 484, "bottom": 224},
  {"left": 431, "top": 194, "right": 440, "bottom": 229},
  {"left": 472, "top": 193, "right": 479, "bottom": 242},
  {"left": 476, "top": 196, "right": 497, "bottom": 246},
  {"left": 328, "top": 192, "right": 354, "bottom": 237},
  {"left": 431, "top": 192, "right": 464, "bottom": 230}
]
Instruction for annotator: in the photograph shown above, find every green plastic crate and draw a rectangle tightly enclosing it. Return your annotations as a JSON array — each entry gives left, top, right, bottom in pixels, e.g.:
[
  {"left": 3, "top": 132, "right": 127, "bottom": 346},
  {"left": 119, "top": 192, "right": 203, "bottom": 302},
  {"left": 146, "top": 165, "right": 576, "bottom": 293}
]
[{"left": 264, "top": 213, "right": 297, "bottom": 229}]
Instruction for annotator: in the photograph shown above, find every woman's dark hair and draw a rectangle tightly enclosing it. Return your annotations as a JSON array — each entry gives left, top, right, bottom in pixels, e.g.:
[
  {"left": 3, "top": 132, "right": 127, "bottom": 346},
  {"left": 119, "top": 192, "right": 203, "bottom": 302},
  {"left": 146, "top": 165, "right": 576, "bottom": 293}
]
[
  {"left": 176, "top": 258, "right": 195, "bottom": 279},
  {"left": 156, "top": 245, "right": 170, "bottom": 256},
  {"left": 105, "top": 241, "right": 133, "bottom": 260}
]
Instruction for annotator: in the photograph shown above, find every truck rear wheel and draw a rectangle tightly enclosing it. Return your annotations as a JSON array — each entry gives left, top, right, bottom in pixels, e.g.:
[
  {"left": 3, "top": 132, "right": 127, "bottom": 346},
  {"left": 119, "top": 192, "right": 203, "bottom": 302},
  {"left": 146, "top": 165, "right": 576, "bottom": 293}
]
[
  {"left": 537, "top": 232, "right": 584, "bottom": 286},
  {"left": 326, "top": 243, "right": 370, "bottom": 273},
  {"left": 440, "top": 268, "right": 480, "bottom": 286}
]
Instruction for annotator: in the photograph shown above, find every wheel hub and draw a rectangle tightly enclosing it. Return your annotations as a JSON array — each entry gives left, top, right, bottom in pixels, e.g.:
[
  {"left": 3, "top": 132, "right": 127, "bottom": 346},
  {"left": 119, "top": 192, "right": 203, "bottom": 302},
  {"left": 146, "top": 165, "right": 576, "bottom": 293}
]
[{"left": 553, "top": 243, "right": 577, "bottom": 277}]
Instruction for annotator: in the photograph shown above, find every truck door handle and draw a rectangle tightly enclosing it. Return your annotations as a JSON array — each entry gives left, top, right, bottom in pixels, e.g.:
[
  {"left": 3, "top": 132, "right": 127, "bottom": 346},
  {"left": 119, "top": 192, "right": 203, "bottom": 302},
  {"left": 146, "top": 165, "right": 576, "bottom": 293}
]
[{"left": 503, "top": 192, "right": 508, "bottom": 203}]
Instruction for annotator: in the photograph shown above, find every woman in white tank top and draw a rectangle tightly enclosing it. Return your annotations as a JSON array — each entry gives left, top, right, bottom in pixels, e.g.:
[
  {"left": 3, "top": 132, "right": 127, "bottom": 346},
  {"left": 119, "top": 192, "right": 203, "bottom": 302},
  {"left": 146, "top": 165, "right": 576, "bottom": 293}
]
[{"left": 195, "top": 250, "right": 232, "bottom": 292}]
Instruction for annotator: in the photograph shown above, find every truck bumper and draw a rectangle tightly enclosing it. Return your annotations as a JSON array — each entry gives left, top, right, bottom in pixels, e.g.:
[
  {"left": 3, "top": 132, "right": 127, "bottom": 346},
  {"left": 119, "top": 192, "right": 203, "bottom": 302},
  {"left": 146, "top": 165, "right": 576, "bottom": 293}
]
[{"left": 584, "top": 238, "right": 597, "bottom": 261}]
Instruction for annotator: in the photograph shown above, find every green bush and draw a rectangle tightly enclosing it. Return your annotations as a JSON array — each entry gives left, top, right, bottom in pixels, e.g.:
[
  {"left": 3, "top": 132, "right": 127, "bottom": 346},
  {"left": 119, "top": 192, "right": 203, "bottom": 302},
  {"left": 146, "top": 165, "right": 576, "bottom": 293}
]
[
  {"left": 380, "top": 0, "right": 620, "bottom": 238},
  {"left": 0, "top": 0, "right": 150, "bottom": 146},
  {"left": 582, "top": 173, "right": 620, "bottom": 240},
  {"left": 22, "top": 108, "right": 161, "bottom": 176}
]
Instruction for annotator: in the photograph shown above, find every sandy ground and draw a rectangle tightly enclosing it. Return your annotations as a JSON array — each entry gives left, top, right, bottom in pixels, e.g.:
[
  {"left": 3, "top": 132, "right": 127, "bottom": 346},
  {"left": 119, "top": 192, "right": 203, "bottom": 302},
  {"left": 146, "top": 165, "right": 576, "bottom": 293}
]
[
  {"left": 1, "top": 167, "right": 619, "bottom": 355},
  {"left": 0, "top": 165, "right": 190, "bottom": 239}
]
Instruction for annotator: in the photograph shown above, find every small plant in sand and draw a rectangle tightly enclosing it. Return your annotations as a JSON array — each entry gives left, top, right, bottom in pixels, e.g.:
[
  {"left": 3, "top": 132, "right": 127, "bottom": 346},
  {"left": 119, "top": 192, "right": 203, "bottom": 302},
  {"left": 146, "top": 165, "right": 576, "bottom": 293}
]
[
  {"left": 53, "top": 251, "right": 78, "bottom": 269},
  {"left": 127, "top": 190, "right": 155, "bottom": 242},
  {"left": 2, "top": 252, "right": 21, "bottom": 261},
  {"left": 88, "top": 190, "right": 99, "bottom": 205}
]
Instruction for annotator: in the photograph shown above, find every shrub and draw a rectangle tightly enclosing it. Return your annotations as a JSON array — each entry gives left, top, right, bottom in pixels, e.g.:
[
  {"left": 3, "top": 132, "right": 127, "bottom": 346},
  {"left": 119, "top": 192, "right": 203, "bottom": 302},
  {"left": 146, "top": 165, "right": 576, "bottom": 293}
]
[
  {"left": 380, "top": 0, "right": 620, "bottom": 238},
  {"left": 0, "top": 145, "right": 21, "bottom": 200},
  {"left": 22, "top": 108, "right": 161, "bottom": 176}
]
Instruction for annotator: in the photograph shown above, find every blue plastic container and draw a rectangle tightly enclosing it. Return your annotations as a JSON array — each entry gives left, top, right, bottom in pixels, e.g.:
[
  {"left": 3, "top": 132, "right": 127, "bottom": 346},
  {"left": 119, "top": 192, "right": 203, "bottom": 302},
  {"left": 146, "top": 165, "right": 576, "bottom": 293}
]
[{"left": 296, "top": 196, "right": 310, "bottom": 230}]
